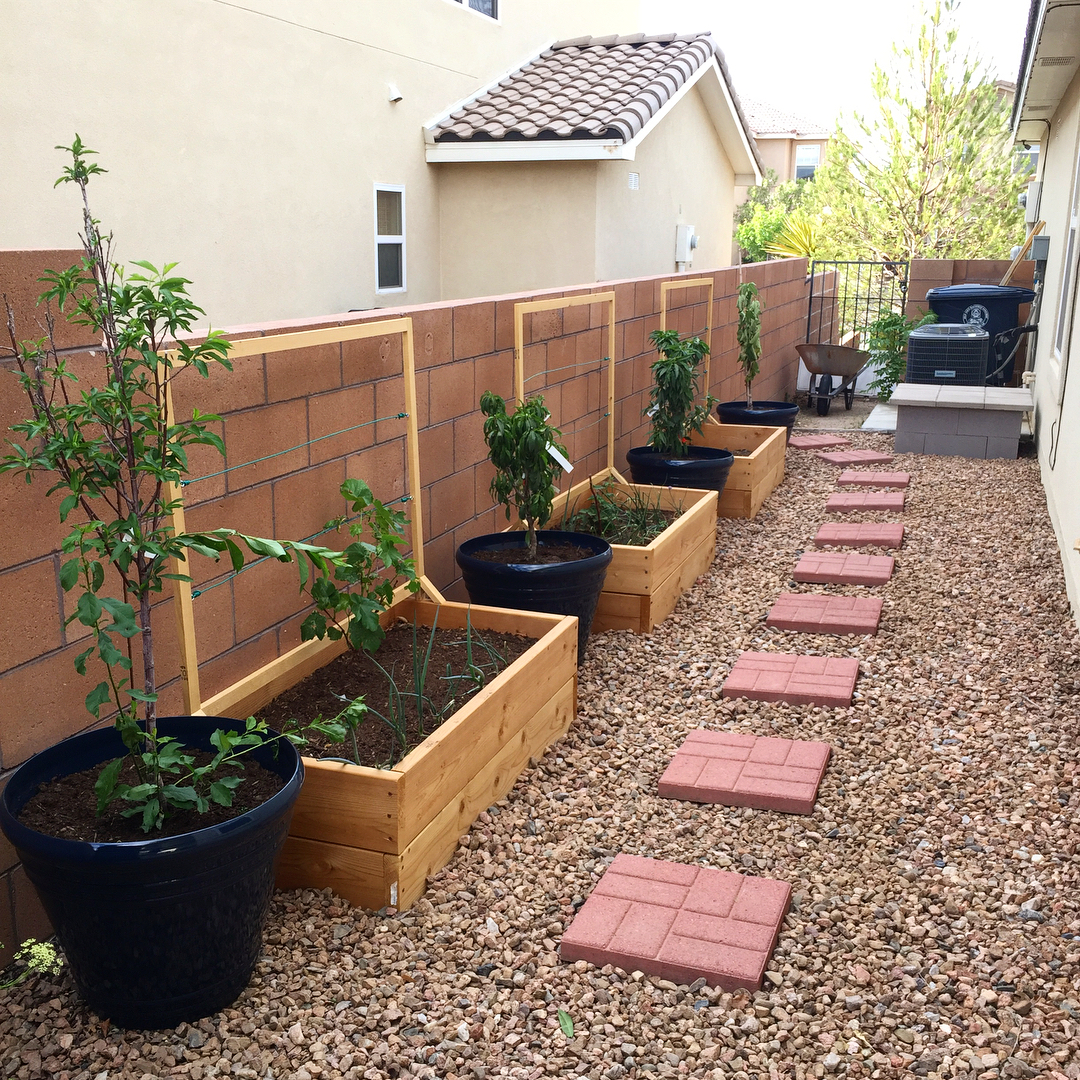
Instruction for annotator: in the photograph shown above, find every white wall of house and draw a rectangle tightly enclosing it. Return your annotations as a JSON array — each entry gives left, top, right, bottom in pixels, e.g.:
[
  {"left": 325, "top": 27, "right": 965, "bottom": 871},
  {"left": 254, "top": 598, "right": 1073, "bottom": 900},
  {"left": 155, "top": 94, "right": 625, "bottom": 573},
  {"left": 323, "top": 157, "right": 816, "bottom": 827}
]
[
  {"left": 0, "top": 0, "right": 637, "bottom": 326},
  {"left": 594, "top": 86, "right": 735, "bottom": 282},
  {"left": 1030, "top": 64, "right": 1080, "bottom": 623}
]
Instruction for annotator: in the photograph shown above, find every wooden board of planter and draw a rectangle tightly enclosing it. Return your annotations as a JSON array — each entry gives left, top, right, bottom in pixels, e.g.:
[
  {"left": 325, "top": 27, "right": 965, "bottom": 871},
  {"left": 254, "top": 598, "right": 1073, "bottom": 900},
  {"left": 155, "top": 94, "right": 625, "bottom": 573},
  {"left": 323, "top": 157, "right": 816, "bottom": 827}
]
[
  {"left": 691, "top": 423, "right": 786, "bottom": 519},
  {"left": 551, "top": 477, "right": 718, "bottom": 634},
  {"left": 272, "top": 597, "right": 577, "bottom": 911}
]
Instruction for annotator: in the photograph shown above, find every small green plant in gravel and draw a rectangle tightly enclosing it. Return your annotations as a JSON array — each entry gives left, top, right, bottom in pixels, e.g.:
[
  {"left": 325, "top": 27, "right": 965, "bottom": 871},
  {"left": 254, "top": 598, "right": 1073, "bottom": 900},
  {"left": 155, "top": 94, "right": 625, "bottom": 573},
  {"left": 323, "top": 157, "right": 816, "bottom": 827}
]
[
  {"left": 645, "top": 330, "right": 715, "bottom": 456},
  {"left": 866, "top": 309, "right": 937, "bottom": 401},
  {"left": 0, "top": 940, "right": 63, "bottom": 990}
]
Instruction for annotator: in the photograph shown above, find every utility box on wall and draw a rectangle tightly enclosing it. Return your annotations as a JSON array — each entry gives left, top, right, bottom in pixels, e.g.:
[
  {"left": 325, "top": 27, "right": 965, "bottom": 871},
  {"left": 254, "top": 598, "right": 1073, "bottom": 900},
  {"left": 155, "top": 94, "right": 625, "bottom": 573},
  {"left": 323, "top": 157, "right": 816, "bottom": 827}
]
[{"left": 675, "top": 224, "right": 698, "bottom": 268}]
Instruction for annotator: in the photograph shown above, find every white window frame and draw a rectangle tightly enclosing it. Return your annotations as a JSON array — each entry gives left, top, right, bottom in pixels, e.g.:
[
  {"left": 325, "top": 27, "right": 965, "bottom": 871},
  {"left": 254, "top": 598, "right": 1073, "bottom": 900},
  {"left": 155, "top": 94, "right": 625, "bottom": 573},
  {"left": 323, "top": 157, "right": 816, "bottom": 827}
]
[
  {"left": 374, "top": 184, "right": 406, "bottom": 295},
  {"left": 795, "top": 143, "right": 820, "bottom": 180},
  {"left": 1050, "top": 139, "right": 1080, "bottom": 403},
  {"left": 442, "top": 0, "right": 500, "bottom": 21}
]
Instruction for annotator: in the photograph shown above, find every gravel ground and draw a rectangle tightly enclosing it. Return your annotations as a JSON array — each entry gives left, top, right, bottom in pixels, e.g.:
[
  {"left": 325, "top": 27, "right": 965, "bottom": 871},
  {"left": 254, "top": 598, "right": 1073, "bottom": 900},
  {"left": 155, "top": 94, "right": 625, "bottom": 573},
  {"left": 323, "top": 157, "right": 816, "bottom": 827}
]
[{"left": 4, "top": 432, "right": 1080, "bottom": 1080}]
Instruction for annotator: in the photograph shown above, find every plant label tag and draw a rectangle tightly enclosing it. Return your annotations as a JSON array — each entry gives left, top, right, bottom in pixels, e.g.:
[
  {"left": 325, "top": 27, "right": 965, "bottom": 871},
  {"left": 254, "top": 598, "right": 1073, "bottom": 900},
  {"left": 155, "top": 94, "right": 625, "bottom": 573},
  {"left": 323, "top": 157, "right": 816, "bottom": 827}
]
[
  {"left": 546, "top": 444, "right": 573, "bottom": 473},
  {"left": 646, "top": 405, "right": 659, "bottom": 417}
]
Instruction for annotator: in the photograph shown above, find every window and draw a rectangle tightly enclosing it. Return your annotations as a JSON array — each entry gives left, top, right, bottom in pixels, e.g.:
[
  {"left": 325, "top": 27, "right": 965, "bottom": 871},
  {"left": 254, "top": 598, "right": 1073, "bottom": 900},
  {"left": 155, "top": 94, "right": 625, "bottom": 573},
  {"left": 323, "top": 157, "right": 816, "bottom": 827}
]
[
  {"left": 449, "top": 0, "right": 497, "bottom": 17},
  {"left": 375, "top": 186, "right": 405, "bottom": 293},
  {"left": 795, "top": 144, "right": 820, "bottom": 180}
]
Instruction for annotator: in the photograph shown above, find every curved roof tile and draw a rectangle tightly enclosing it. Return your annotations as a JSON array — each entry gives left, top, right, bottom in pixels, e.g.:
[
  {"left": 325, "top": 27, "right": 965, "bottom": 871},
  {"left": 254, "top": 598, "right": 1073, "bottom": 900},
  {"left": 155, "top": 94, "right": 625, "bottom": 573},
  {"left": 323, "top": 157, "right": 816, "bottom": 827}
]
[{"left": 431, "top": 32, "right": 723, "bottom": 143}]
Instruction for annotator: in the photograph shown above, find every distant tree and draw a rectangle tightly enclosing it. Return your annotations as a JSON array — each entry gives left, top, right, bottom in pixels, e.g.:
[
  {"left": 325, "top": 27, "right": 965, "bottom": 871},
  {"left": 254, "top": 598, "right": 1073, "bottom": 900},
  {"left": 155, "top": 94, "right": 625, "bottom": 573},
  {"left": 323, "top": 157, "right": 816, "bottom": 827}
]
[
  {"left": 804, "top": 0, "right": 1030, "bottom": 262},
  {"left": 734, "top": 170, "right": 809, "bottom": 263}
]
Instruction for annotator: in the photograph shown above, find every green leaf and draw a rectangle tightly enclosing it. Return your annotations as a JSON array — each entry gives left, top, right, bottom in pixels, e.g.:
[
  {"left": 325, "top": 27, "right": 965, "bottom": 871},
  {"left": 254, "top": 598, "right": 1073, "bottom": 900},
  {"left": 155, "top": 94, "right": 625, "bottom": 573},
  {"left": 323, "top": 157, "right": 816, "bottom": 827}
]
[
  {"left": 85, "top": 681, "right": 112, "bottom": 718},
  {"left": 93, "top": 756, "right": 125, "bottom": 815},
  {"left": 209, "top": 777, "right": 242, "bottom": 806},
  {"left": 558, "top": 1009, "right": 574, "bottom": 1037},
  {"left": 75, "top": 591, "right": 102, "bottom": 627},
  {"left": 58, "top": 494, "right": 79, "bottom": 522},
  {"left": 100, "top": 596, "right": 140, "bottom": 638},
  {"left": 59, "top": 559, "right": 80, "bottom": 591}
]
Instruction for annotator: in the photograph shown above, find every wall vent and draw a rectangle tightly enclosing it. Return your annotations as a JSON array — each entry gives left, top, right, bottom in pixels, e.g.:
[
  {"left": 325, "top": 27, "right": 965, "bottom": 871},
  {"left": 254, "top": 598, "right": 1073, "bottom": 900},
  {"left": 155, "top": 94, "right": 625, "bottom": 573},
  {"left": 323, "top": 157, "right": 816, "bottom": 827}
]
[
  {"left": 628, "top": 171, "right": 640, "bottom": 190},
  {"left": 1040, "top": 55, "right": 1075, "bottom": 67},
  {"left": 1026, "top": 105, "right": 1052, "bottom": 113}
]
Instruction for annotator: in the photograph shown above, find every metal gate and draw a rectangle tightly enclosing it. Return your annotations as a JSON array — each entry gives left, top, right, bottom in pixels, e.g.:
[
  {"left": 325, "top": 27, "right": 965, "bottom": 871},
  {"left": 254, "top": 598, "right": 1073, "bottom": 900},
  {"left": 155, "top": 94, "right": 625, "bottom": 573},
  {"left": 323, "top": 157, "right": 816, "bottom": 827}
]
[{"left": 806, "top": 260, "right": 910, "bottom": 345}]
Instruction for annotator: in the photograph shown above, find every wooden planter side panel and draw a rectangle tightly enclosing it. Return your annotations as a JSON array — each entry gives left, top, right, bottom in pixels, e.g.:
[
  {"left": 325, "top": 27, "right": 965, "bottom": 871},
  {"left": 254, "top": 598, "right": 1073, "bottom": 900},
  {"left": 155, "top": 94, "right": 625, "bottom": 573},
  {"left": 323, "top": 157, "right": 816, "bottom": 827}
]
[
  {"left": 692, "top": 425, "right": 786, "bottom": 519},
  {"left": 288, "top": 761, "right": 402, "bottom": 854},
  {"left": 276, "top": 674, "right": 576, "bottom": 911},
  {"left": 276, "top": 836, "right": 395, "bottom": 912},
  {"left": 396, "top": 613, "right": 577, "bottom": 846},
  {"left": 393, "top": 673, "right": 576, "bottom": 910}
]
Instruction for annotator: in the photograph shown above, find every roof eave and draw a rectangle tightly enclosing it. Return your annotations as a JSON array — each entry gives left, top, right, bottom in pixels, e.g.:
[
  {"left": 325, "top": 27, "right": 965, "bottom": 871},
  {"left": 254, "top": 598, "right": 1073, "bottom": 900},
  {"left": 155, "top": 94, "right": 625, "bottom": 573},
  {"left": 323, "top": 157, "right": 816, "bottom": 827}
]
[
  {"left": 1012, "top": 0, "right": 1080, "bottom": 143},
  {"left": 426, "top": 139, "right": 634, "bottom": 163}
]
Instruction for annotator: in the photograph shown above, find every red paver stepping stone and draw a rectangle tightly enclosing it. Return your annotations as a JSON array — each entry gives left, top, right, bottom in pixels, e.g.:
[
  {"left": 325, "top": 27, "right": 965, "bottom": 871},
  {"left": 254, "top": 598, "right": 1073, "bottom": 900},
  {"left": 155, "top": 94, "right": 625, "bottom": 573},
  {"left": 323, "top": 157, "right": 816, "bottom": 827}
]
[
  {"left": 792, "top": 551, "right": 895, "bottom": 586},
  {"left": 766, "top": 592, "right": 883, "bottom": 634},
  {"left": 658, "top": 731, "right": 831, "bottom": 814},
  {"left": 788, "top": 434, "right": 851, "bottom": 450},
  {"left": 559, "top": 853, "right": 791, "bottom": 991},
  {"left": 837, "top": 470, "right": 910, "bottom": 488},
  {"left": 826, "top": 491, "right": 906, "bottom": 513},
  {"left": 814, "top": 522, "right": 904, "bottom": 549},
  {"left": 817, "top": 449, "right": 894, "bottom": 465},
  {"left": 721, "top": 652, "right": 859, "bottom": 708}
]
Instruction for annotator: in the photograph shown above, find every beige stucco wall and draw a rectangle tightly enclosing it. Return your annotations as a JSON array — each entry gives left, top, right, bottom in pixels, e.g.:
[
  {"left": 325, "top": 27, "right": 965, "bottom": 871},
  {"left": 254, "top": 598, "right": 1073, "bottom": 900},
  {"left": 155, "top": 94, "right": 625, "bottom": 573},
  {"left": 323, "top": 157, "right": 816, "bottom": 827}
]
[
  {"left": 436, "top": 161, "right": 599, "bottom": 299},
  {"left": 594, "top": 85, "right": 735, "bottom": 281},
  {"left": 1030, "top": 65, "right": 1080, "bottom": 626},
  {"left": 0, "top": 0, "right": 638, "bottom": 326}
]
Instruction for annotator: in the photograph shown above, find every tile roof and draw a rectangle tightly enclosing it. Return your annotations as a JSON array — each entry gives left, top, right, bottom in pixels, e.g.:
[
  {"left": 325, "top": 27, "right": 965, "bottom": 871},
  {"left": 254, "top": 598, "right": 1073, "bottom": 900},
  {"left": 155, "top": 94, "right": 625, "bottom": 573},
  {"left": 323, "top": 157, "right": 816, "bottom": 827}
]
[
  {"left": 431, "top": 33, "right": 737, "bottom": 143},
  {"left": 741, "top": 98, "right": 830, "bottom": 138}
]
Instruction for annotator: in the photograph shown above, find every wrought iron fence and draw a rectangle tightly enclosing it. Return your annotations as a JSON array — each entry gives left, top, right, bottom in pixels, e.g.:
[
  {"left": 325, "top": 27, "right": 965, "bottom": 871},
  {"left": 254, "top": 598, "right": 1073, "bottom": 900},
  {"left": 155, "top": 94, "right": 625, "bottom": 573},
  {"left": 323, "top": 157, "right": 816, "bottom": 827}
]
[{"left": 806, "top": 260, "right": 909, "bottom": 345}]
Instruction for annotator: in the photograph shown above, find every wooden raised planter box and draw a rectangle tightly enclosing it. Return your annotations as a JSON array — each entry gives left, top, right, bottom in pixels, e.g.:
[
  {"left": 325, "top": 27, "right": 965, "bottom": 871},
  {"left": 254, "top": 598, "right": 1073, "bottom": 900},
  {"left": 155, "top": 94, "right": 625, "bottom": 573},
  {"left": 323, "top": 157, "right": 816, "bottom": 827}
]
[
  {"left": 552, "top": 483, "right": 718, "bottom": 634},
  {"left": 691, "top": 423, "right": 786, "bottom": 519},
  {"left": 274, "top": 597, "right": 577, "bottom": 911}
]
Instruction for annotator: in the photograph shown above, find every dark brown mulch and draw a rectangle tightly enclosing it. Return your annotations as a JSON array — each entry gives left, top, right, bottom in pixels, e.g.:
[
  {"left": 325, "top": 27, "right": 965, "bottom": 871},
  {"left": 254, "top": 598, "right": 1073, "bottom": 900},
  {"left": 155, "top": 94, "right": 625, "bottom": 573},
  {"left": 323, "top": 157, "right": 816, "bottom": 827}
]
[
  {"left": 472, "top": 541, "right": 594, "bottom": 565},
  {"left": 257, "top": 621, "right": 536, "bottom": 769},
  {"left": 17, "top": 750, "right": 285, "bottom": 843}
]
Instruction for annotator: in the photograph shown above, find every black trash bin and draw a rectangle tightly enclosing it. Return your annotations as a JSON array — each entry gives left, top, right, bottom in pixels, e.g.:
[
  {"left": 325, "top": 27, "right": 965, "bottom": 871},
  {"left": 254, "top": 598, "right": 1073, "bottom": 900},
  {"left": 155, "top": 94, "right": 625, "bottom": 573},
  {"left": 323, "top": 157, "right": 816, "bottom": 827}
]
[{"left": 925, "top": 284, "right": 1035, "bottom": 383}]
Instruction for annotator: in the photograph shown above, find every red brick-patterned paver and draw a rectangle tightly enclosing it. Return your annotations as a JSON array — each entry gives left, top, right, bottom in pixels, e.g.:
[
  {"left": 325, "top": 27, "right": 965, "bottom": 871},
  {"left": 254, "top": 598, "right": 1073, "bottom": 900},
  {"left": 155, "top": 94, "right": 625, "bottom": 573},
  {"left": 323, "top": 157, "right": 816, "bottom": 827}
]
[
  {"left": 658, "top": 731, "right": 831, "bottom": 814},
  {"left": 788, "top": 434, "right": 851, "bottom": 450},
  {"left": 721, "top": 652, "right": 860, "bottom": 708},
  {"left": 826, "top": 491, "right": 906, "bottom": 513},
  {"left": 814, "top": 523, "right": 905, "bottom": 549},
  {"left": 837, "top": 470, "right": 910, "bottom": 488},
  {"left": 792, "top": 551, "right": 895, "bottom": 586},
  {"left": 766, "top": 592, "right": 883, "bottom": 635},
  {"left": 559, "top": 853, "right": 791, "bottom": 991},
  {"left": 817, "top": 449, "right": 895, "bottom": 466}
]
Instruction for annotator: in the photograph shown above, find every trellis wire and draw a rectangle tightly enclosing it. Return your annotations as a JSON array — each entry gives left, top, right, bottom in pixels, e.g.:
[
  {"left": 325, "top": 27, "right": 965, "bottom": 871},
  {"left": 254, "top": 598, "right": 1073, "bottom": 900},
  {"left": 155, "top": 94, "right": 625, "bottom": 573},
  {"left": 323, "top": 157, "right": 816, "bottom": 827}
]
[
  {"left": 181, "top": 412, "right": 409, "bottom": 487},
  {"left": 190, "top": 493, "right": 413, "bottom": 599}
]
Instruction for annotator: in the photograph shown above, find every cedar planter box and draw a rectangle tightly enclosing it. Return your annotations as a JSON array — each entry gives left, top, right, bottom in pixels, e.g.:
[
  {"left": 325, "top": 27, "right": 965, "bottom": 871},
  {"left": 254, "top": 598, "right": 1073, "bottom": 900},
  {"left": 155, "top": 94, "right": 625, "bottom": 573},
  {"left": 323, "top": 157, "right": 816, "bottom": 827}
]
[
  {"left": 551, "top": 483, "right": 718, "bottom": 634},
  {"left": 691, "top": 424, "right": 786, "bottom": 519},
  {"left": 274, "top": 597, "right": 577, "bottom": 911}
]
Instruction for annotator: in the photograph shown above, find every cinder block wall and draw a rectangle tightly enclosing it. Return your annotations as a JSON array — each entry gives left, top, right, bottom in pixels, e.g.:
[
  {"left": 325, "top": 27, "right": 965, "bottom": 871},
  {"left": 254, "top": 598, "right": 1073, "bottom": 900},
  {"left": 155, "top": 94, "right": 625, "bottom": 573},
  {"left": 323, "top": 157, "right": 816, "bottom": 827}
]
[{"left": 0, "top": 253, "right": 808, "bottom": 948}]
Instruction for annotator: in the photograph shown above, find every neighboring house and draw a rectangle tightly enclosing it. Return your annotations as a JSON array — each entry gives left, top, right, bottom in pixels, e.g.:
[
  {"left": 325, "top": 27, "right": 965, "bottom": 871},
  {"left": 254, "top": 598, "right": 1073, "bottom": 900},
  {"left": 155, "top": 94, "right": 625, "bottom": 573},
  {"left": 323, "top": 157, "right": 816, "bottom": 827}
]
[
  {"left": 0, "top": 1, "right": 758, "bottom": 325},
  {"left": 735, "top": 99, "right": 830, "bottom": 198},
  {"left": 1012, "top": 0, "right": 1080, "bottom": 624},
  {"left": 428, "top": 34, "right": 762, "bottom": 298}
]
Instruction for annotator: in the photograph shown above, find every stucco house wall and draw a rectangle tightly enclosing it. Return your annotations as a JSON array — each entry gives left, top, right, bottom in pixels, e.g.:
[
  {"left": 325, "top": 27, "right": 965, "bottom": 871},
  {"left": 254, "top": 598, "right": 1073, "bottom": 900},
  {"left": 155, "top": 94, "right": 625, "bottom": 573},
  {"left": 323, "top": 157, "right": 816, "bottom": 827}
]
[
  {"left": 594, "top": 86, "right": 736, "bottom": 282},
  {"left": 0, "top": 0, "right": 637, "bottom": 326},
  {"left": 1027, "top": 67, "right": 1080, "bottom": 622},
  {"left": 436, "top": 161, "right": 599, "bottom": 299}
]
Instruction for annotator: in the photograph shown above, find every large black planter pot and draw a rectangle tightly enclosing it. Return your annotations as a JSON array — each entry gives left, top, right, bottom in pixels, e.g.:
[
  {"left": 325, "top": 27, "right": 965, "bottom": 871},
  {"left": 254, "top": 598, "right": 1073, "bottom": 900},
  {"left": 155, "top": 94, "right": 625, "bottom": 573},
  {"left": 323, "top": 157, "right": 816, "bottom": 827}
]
[
  {"left": 716, "top": 400, "right": 800, "bottom": 441},
  {"left": 625, "top": 445, "right": 735, "bottom": 493},
  {"left": 456, "top": 531, "right": 612, "bottom": 665},
  {"left": 0, "top": 716, "right": 303, "bottom": 1029}
]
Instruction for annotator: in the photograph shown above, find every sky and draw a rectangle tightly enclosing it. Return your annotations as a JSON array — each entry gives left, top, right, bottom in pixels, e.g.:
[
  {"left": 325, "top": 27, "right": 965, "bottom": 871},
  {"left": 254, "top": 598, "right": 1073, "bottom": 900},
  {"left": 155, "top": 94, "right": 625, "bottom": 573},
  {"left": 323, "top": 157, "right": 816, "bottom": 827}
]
[{"left": 639, "top": 0, "right": 1032, "bottom": 130}]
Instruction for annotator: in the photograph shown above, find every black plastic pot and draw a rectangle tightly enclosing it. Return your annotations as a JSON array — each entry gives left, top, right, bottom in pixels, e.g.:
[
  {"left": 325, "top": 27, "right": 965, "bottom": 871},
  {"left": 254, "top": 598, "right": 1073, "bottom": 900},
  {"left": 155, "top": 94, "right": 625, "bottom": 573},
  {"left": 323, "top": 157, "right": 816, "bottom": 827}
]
[
  {"left": 456, "top": 531, "right": 612, "bottom": 664},
  {"left": 0, "top": 716, "right": 303, "bottom": 1029},
  {"left": 625, "top": 445, "right": 734, "bottom": 493},
  {"left": 716, "top": 400, "right": 800, "bottom": 441}
]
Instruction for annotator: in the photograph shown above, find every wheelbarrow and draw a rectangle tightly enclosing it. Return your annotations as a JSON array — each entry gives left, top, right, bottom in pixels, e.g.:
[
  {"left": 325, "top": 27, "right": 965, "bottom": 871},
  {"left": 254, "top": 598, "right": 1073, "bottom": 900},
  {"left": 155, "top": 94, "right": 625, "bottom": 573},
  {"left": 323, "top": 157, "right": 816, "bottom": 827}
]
[{"left": 795, "top": 342, "right": 872, "bottom": 416}]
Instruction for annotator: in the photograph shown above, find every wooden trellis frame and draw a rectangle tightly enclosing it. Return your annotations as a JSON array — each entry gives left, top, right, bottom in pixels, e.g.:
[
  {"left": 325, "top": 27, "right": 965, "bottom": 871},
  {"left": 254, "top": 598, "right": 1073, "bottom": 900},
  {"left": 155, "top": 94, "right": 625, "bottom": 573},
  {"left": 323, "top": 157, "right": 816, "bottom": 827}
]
[
  {"left": 513, "top": 291, "right": 626, "bottom": 490},
  {"left": 660, "top": 276, "right": 719, "bottom": 423},
  {"left": 164, "top": 316, "right": 443, "bottom": 718}
]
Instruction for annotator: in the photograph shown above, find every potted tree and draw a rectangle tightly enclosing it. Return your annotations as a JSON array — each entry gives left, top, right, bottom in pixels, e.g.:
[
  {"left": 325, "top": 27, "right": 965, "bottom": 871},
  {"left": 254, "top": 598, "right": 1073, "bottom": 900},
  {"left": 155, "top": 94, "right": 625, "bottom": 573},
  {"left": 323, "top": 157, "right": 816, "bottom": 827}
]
[
  {"left": 455, "top": 391, "right": 612, "bottom": 664},
  {"left": 0, "top": 140, "right": 344, "bottom": 1028},
  {"left": 625, "top": 329, "right": 734, "bottom": 491},
  {"left": 715, "top": 281, "right": 800, "bottom": 437}
]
